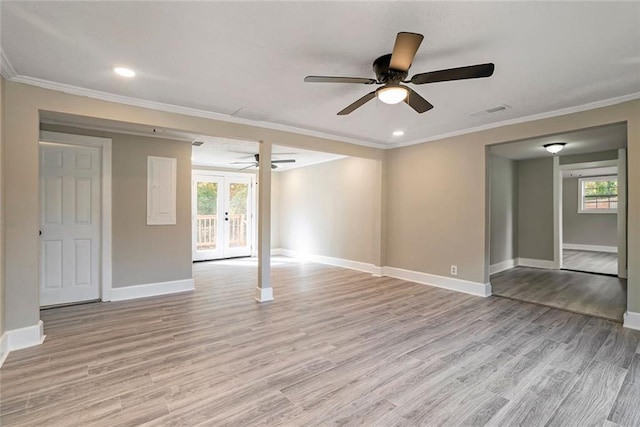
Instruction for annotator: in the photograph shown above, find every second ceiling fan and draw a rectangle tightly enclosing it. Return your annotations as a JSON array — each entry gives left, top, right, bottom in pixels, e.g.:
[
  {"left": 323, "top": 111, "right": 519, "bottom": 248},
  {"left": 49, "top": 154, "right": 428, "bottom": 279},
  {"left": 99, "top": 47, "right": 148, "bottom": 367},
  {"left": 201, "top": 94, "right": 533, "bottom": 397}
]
[
  {"left": 304, "top": 32, "right": 495, "bottom": 115},
  {"left": 231, "top": 153, "right": 296, "bottom": 170}
]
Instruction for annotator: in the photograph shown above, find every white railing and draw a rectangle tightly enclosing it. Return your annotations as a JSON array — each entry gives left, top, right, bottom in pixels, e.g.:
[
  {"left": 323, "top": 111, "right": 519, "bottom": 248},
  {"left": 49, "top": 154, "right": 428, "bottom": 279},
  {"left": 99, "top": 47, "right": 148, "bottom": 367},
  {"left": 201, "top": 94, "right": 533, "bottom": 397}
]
[{"left": 196, "top": 214, "right": 246, "bottom": 250}]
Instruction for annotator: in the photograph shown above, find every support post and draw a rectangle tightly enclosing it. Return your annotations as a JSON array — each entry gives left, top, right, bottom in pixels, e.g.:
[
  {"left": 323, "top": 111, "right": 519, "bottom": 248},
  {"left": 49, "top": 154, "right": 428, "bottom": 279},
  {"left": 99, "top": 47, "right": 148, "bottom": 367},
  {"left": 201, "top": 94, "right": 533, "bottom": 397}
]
[{"left": 256, "top": 140, "right": 273, "bottom": 302}]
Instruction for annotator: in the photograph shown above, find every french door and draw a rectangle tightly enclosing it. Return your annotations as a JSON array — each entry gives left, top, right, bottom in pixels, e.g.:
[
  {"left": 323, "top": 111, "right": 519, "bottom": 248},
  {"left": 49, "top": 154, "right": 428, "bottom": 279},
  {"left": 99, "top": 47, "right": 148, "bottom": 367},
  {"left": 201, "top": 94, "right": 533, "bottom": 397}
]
[{"left": 192, "top": 172, "right": 254, "bottom": 261}]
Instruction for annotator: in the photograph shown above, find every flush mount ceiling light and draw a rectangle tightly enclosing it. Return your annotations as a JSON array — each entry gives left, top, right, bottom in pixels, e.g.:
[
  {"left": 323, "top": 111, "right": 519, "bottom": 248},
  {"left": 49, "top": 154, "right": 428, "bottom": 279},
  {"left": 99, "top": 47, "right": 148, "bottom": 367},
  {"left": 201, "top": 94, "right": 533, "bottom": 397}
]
[
  {"left": 392, "top": 130, "right": 404, "bottom": 136},
  {"left": 376, "top": 85, "right": 409, "bottom": 104},
  {"left": 544, "top": 143, "right": 566, "bottom": 154},
  {"left": 113, "top": 67, "right": 135, "bottom": 77}
]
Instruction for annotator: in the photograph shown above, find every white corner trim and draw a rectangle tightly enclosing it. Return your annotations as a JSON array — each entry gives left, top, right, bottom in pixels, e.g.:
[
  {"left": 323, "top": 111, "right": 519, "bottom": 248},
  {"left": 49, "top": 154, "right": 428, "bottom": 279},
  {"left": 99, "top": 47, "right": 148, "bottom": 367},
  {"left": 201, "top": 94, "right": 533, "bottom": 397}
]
[
  {"left": 7, "top": 321, "right": 46, "bottom": 351},
  {"left": 0, "top": 333, "right": 8, "bottom": 368},
  {"left": 255, "top": 287, "right": 274, "bottom": 302},
  {"left": 10, "top": 75, "right": 385, "bottom": 150},
  {"left": 276, "top": 248, "right": 379, "bottom": 275},
  {"left": 383, "top": 266, "right": 492, "bottom": 297},
  {"left": 563, "top": 243, "right": 618, "bottom": 253},
  {"left": 490, "top": 259, "right": 517, "bottom": 275},
  {"left": 517, "top": 257, "right": 558, "bottom": 270},
  {"left": 389, "top": 91, "right": 640, "bottom": 149},
  {"left": 623, "top": 311, "right": 640, "bottom": 331},
  {"left": 110, "top": 279, "right": 195, "bottom": 302},
  {"left": 0, "top": 48, "right": 17, "bottom": 79}
]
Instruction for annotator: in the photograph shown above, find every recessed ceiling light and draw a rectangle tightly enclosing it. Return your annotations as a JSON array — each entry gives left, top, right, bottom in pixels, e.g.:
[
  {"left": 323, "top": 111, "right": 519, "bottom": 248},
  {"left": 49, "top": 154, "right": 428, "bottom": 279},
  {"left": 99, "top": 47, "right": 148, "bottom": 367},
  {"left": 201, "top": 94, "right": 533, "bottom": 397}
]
[
  {"left": 392, "top": 130, "right": 404, "bottom": 137},
  {"left": 544, "top": 143, "right": 566, "bottom": 154},
  {"left": 114, "top": 67, "right": 135, "bottom": 78}
]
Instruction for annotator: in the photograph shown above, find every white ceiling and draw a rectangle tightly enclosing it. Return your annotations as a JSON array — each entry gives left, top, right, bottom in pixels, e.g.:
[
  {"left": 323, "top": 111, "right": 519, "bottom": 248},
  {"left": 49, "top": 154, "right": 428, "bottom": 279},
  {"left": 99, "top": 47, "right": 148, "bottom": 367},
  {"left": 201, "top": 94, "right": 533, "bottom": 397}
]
[
  {"left": 2, "top": 2, "right": 640, "bottom": 148},
  {"left": 489, "top": 123, "right": 627, "bottom": 160}
]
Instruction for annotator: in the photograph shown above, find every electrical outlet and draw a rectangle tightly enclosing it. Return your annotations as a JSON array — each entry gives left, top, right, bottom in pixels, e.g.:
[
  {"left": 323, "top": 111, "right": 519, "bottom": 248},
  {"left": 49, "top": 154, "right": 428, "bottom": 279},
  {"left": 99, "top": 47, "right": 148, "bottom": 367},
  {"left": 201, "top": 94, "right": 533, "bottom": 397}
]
[{"left": 451, "top": 265, "right": 458, "bottom": 276}]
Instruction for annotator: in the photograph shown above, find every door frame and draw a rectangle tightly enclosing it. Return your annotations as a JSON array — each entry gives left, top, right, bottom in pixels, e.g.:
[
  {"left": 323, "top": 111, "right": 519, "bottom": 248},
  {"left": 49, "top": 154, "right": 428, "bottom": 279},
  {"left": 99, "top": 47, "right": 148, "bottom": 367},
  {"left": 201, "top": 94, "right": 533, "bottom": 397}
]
[
  {"left": 39, "top": 131, "right": 113, "bottom": 301},
  {"left": 554, "top": 155, "right": 627, "bottom": 278},
  {"left": 192, "top": 169, "right": 256, "bottom": 261}
]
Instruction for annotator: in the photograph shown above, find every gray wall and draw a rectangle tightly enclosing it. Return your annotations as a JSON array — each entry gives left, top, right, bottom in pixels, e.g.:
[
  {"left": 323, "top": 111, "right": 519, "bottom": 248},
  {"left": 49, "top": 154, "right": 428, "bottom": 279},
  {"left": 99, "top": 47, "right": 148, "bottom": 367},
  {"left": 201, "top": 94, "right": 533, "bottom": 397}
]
[
  {"left": 518, "top": 157, "right": 555, "bottom": 261},
  {"left": 277, "top": 157, "right": 380, "bottom": 264},
  {"left": 490, "top": 155, "right": 518, "bottom": 264},
  {"left": 560, "top": 150, "right": 618, "bottom": 164},
  {"left": 42, "top": 125, "right": 192, "bottom": 288},
  {"left": 563, "top": 177, "right": 618, "bottom": 246}
]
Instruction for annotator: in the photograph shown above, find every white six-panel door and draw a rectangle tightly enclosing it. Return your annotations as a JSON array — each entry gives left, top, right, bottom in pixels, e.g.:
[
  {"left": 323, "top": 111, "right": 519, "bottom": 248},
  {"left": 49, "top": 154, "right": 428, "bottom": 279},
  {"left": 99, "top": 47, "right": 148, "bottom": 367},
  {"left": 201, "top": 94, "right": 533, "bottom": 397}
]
[{"left": 40, "top": 143, "right": 101, "bottom": 306}]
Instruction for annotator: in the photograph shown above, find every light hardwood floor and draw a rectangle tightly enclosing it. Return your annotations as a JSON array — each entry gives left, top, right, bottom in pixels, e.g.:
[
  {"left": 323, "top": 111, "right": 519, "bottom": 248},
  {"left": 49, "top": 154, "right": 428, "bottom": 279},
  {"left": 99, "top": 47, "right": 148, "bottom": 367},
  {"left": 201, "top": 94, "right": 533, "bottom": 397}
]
[
  {"left": 563, "top": 249, "right": 618, "bottom": 276},
  {"left": 491, "top": 266, "right": 626, "bottom": 321},
  {"left": 1, "top": 257, "right": 639, "bottom": 426}
]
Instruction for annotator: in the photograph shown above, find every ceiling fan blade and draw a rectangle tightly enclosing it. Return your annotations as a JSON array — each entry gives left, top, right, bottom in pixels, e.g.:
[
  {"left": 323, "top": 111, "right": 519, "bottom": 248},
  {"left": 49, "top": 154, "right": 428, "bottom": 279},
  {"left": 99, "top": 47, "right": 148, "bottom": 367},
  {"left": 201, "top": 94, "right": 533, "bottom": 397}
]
[
  {"left": 271, "top": 159, "right": 296, "bottom": 164},
  {"left": 404, "top": 88, "right": 434, "bottom": 113},
  {"left": 239, "top": 164, "right": 257, "bottom": 170},
  {"left": 337, "top": 91, "right": 376, "bottom": 115},
  {"left": 389, "top": 32, "right": 424, "bottom": 72},
  {"left": 230, "top": 161, "right": 257, "bottom": 164},
  {"left": 304, "top": 76, "right": 377, "bottom": 84},
  {"left": 411, "top": 63, "right": 495, "bottom": 85}
]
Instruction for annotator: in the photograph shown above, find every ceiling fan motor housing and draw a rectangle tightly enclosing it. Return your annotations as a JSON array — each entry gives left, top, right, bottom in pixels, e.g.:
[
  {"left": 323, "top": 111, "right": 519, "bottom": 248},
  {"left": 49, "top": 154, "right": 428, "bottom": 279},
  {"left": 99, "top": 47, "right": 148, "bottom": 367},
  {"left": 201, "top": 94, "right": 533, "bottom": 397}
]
[{"left": 373, "top": 54, "right": 408, "bottom": 83}]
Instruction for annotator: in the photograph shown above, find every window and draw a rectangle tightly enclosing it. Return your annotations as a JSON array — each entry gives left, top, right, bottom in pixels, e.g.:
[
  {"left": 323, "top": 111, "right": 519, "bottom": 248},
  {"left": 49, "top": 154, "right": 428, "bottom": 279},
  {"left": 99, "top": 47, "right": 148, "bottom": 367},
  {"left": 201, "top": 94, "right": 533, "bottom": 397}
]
[{"left": 578, "top": 176, "right": 617, "bottom": 213}]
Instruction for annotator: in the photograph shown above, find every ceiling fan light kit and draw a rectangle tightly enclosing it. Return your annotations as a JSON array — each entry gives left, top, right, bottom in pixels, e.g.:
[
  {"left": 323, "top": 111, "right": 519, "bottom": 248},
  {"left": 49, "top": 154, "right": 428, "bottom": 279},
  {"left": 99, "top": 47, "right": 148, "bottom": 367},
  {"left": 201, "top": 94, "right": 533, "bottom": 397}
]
[{"left": 304, "top": 31, "right": 495, "bottom": 115}]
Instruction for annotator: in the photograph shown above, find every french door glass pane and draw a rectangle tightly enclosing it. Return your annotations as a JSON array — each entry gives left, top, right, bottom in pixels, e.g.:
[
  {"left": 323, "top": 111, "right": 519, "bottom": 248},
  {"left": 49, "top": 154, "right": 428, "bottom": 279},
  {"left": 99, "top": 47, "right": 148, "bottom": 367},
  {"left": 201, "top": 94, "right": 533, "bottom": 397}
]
[
  {"left": 197, "top": 182, "right": 218, "bottom": 250},
  {"left": 228, "top": 182, "right": 248, "bottom": 248}
]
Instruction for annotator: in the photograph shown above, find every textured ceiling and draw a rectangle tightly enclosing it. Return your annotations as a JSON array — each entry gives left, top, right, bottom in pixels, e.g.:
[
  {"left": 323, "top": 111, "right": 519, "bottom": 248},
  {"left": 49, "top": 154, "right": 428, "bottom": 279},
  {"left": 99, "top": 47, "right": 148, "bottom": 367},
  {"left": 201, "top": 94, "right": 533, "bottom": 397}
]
[{"left": 2, "top": 2, "right": 640, "bottom": 147}]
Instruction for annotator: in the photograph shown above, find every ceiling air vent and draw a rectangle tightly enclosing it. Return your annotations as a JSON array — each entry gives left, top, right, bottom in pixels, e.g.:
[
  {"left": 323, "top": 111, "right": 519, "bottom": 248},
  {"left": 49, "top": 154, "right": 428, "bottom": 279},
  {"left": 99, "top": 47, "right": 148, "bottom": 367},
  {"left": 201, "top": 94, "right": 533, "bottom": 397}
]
[
  {"left": 470, "top": 104, "right": 511, "bottom": 117},
  {"left": 192, "top": 141, "right": 204, "bottom": 146},
  {"left": 231, "top": 108, "right": 268, "bottom": 121}
]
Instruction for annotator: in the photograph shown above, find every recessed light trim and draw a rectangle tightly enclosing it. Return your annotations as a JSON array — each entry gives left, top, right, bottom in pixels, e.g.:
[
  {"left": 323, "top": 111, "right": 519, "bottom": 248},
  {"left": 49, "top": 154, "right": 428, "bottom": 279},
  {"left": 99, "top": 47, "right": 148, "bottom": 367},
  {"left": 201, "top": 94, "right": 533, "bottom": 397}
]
[
  {"left": 544, "top": 143, "right": 566, "bottom": 154},
  {"left": 114, "top": 67, "right": 135, "bottom": 78},
  {"left": 392, "top": 130, "right": 404, "bottom": 136}
]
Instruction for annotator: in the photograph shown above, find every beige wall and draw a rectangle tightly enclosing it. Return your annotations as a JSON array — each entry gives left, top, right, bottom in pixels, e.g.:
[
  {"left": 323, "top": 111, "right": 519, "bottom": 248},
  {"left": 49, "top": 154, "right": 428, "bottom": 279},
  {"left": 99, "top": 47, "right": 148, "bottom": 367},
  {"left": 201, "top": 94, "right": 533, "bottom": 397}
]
[
  {"left": 517, "top": 158, "right": 555, "bottom": 261},
  {"left": 2, "top": 81, "right": 383, "bottom": 331},
  {"left": 277, "top": 157, "right": 381, "bottom": 265},
  {"left": 490, "top": 155, "right": 518, "bottom": 265},
  {"left": 563, "top": 177, "right": 618, "bottom": 247},
  {"left": 386, "top": 100, "right": 640, "bottom": 311},
  {"left": 0, "top": 76, "right": 4, "bottom": 337}
]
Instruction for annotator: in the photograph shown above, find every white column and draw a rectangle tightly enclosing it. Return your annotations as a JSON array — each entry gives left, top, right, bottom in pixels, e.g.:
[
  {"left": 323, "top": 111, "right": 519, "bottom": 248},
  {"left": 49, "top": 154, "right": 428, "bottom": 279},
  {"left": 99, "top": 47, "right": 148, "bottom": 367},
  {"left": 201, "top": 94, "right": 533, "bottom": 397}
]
[{"left": 255, "top": 140, "right": 273, "bottom": 302}]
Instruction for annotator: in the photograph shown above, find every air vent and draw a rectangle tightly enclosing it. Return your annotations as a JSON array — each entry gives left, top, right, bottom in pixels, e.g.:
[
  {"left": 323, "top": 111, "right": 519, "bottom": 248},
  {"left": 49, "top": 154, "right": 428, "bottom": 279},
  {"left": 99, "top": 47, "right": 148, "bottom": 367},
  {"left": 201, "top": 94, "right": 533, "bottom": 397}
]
[
  {"left": 192, "top": 141, "right": 204, "bottom": 147},
  {"left": 231, "top": 108, "right": 269, "bottom": 121},
  {"left": 470, "top": 104, "right": 511, "bottom": 117}
]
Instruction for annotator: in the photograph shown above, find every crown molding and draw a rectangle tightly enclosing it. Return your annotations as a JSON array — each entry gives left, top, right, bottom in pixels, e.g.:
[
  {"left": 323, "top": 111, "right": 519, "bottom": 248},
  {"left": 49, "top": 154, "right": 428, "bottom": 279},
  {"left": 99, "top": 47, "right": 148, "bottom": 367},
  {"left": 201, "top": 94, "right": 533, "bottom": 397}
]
[
  {"left": 6, "top": 73, "right": 640, "bottom": 152},
  {"left": 9, "top": 74, "right": 387, "bottom": 150},
  {"left": 389, "top": 91, "right": 640, "bottom": 149},
  {"left": 0, "top": 49, "right": 17, "bottom": 80}
]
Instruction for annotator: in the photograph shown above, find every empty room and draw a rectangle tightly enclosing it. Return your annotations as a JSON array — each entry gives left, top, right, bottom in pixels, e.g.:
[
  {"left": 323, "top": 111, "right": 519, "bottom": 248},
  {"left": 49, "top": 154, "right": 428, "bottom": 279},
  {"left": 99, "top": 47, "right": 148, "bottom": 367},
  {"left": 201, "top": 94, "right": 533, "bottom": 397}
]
[{"left": 1, "top": 2, "right": 640, "bottom": 426}]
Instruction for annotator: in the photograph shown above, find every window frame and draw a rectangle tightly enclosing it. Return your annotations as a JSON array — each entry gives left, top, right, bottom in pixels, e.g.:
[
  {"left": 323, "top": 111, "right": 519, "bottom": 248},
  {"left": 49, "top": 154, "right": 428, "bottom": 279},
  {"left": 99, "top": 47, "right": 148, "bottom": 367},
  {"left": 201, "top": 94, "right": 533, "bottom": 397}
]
[{"left": 578, "top": 175, "right": 618, "bottom": 214}]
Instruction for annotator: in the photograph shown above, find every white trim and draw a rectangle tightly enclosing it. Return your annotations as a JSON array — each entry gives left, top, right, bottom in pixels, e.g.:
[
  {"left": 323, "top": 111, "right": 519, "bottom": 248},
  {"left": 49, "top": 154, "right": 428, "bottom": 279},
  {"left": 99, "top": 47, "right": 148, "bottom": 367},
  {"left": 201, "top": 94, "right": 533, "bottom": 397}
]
[
  {"left": 563, "top": 243, "right": 618, "bottom": 253},
  {"left": 11, "top": 75, "right": 385, "bottom": 150},
  {"left": 110, "top": 279, "right": 195, "bottom": 302},
  {"left": 617, "top": 148, "right": 627, "bottom": 278},
  {"left": 7, "top": 74, "right": 640, "bottom": 151},
  {"left": 553, "top": 156, "right": 562, "bottom": 270},
  {"left": 39, "top": 131, "right": 114, "bottom": 302},
  {"left": 255, "top": 287, "right": 274, "bottom": 302},
  {"left": 517, "top": 257, "right": 557, "bottom": 269},
  {"left": 0, "top": 48, "right": 17, "bottom": 79},
  {"left": 6, "top": 321, "right": 46, "bottom": 351},
  {"left": 490, "top": 259, "right": 517, "bottom": 275},
  {"left": 270, "top": 248, "right": 284, "bottom": 256},
  {"left": 0, "top": 333, "right": 8, "bottom": 368},
  {"left": 389, "top": 92, "right": 640, "bottom": 149},
  {"left": 623, "top": 311, "right": 640, "bottom": 331},
  {"left": 383, "top": 266, "right": 491, "bottom": 297},
  {"left": 277, "top": 249, "right": 380, "bottom": 275}
]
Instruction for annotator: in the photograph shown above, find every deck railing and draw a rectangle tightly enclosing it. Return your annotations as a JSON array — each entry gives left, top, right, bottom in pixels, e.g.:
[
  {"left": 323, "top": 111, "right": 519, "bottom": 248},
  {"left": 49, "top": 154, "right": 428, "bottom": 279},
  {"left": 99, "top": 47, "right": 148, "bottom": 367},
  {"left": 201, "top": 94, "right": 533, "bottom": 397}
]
[{"left": 196, "top": 214, "right": 246, "bottom": 250}]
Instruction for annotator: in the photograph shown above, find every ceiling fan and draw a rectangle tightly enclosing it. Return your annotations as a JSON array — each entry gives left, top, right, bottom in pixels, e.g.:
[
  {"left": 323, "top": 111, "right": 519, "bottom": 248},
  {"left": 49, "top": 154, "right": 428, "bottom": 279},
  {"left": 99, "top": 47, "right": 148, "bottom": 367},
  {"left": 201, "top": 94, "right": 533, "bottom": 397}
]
[
  {"left": 231, "top": 154, "right": 296, "bottom": 170},
  {"left": 304, "top": 32, "right": 495, "bottom": 115}
]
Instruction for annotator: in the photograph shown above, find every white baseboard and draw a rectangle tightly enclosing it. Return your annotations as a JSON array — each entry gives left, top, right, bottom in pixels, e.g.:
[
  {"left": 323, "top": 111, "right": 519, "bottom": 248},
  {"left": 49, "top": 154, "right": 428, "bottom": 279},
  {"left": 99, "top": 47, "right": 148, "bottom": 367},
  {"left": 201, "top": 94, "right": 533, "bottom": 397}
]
[
  {"left": 383, "top": 266, "right": 491, "bottom": 297},
  {"left": 517, "top": 257, "right": 557, "bottom": 270},
  {"left": 111, "top": 278, "right": 195, "bottom": 302},
  {"left": 276, "top": 248, "right": 380, "bottom": 275},
  {"left": 270, "top": 248, "right": 284, "bottom": 256},
  {"left": 7, "top": 320, "right": 46, "bottom": 352},
  {"left": 0, "top": 332, "right": 8, "bottom": 368},
  {"left": 255, "top": 287, "right": 274, "bottom": 302},
  {"left": 623, "top": 311, "right": 640, "bottom": 331},
  {"left": 490, "top": 259, "right": 516, "bottom": 275},
  {"left": 563, "top": 243, "right": 618, "bottom": 253}
]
